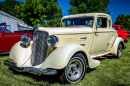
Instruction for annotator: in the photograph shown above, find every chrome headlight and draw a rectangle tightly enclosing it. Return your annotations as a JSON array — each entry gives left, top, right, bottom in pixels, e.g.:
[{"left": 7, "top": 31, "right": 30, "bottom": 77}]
[
  {"left": 21, "top": 34, "right": 31, "bottom": 45},
  {"left": 47, "top": 35, "right": 58, "bottom": 47}
]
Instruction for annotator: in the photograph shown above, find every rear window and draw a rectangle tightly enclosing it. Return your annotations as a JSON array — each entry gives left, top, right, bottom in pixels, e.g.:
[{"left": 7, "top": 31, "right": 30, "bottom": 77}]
[{"left": 112, "top": 27, "right": 119, "bottom": 30}]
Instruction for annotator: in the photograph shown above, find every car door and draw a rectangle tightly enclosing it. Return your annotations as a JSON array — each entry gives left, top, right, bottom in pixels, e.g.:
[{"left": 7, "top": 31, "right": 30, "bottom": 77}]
[
  {"left": 0, "top": 24, "right": 5, "bottom": 54},
  {"left": 107, "top": 18, "right": 117, "bottom": 51},
  {"left": 1, "top": 28, "right": 22, "bottom": 52},
  {"left": 90, "top": 16, "right": 109, "bottom": 55}
]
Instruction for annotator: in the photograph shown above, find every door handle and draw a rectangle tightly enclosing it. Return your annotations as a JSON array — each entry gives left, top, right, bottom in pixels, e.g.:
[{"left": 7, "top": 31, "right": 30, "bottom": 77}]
[
  {"left": 94, "top": 31, "right": 98, "bottom": 36},
  {"left": 80, "top": 44, "right": 86, "bottom": 46},
  {"left": 80, "top": 37, "right": 87, "bottom": 39}
]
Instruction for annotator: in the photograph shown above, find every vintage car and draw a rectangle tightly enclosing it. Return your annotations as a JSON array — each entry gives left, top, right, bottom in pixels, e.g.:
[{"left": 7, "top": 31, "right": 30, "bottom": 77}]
[
  {"left": 0, "top": 23, "right": 33, "bottom": 55},
  {"left": 4, "top": 13, "right": 125, "bottom": 83},
  {"left": 112, "top": 25, "right": 129, "bottom": 42}
]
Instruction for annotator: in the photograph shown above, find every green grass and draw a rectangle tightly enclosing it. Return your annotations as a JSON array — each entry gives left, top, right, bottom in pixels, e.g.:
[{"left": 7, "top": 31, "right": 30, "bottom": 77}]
[{"left": 0, "top": 39, "right": 130, "bottom": 86}]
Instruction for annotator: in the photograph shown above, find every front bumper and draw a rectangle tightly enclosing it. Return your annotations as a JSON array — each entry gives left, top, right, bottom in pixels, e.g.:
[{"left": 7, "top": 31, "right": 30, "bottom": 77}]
[{"left": 3, "top": 60, "right": 57, "bottom": 75}]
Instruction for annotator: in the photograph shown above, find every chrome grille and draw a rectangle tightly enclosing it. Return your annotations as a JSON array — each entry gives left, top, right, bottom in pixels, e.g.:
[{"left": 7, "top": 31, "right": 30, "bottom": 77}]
[{"left": 31, "top": 31, "right": 49, "bottom": 66}]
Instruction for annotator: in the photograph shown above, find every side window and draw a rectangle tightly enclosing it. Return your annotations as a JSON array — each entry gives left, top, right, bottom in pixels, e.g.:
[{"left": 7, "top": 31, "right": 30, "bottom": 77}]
[
  {"left": 97, "top": 18, "right": 102, "bottom": 28},
  {"left": 120, "top": 27, "right": 122, "bottom": 30},
  {"left": 65, "top": 20, "right": 71, "bottom": 26},
  {"left": 97, "top": 17, "right": 107, "bottom": 28}
]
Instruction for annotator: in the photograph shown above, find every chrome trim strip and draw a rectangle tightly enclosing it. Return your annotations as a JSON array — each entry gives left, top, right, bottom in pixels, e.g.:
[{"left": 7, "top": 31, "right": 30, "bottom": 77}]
[
  {"left": 94, "top": 30, "right": 116, "bottom": 33},
  {"left": 2, "top": 35, "right": 24, "bottom": 36},
  {"left": 1, "top": 52, "right": 10, "bottom": 54},
  {"left": 3, "top": 60, "right": 57, "bottom": 75}
]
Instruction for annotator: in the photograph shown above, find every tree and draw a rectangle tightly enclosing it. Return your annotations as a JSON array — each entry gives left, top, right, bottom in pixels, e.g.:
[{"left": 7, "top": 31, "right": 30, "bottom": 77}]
[
  {"left": 114, "top": 14, "right": 130, "bottom": 30},
  {"left": 15, "top": 0, "right": 63, "bottom": 27},
  {"left": 124, "top": 15, "right": 130, "bottom": 30},
  {"left": 0, "top": 0, "right": 23, "bottom": 17},
  {"left": 67, "top": 0, "right": 110, "bottom": 14}
]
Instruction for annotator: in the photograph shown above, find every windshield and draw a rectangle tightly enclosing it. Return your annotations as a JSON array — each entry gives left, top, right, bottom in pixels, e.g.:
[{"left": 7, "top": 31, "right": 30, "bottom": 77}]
[
  {"left": 0, "top": 25, "right": 4, "bottom": 32},
  {"left": 112, "top": 27, "right": 119, "bottom": 30},
  {"left": 4, "top": 28, "right": 11, "bottom": 32},
  {"left": 0, "top": 25, "right": 11, "bottom": 33},
  {"left": 62, "top": 17, "right": 94, "bottom": 27}
]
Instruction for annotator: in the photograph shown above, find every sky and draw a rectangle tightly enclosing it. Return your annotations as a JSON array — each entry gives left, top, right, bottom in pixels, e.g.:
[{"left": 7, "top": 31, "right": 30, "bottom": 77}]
[{"left": 0, "top": 0, "right": 130, "bottom": 24}]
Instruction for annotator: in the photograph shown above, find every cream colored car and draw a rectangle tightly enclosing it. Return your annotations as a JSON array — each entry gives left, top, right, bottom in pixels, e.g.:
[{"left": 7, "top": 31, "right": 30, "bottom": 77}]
[{"left": 4, "top": 13, "right": 125, "bottom": 83}]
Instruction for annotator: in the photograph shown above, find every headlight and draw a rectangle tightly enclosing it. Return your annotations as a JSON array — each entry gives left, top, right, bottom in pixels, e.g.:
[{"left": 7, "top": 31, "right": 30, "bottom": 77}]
[
  {"left": 21, "top": 34, "right": 31, "bottom": 45},
  {"left": 47, "top": 35, "right": 58, "bottom": 47}
]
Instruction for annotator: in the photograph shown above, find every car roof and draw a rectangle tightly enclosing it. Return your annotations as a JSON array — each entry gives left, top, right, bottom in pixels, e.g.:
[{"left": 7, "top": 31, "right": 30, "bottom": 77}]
[{"left": 62, "top": 13, "right": 110, "bottom": 20}]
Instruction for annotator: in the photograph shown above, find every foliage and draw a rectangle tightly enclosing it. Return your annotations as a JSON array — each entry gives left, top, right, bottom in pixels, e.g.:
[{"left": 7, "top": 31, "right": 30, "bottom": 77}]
[
  {"left": 67, "top": 0, "right": 110, "bottom": 14},
  {"left": 15, "top": 0, "right": 63, "bottom": 27},
  {"left": 0, "top": 0, "right": 23, "bottom": 17},
  {"left": 114, "top": 14, "right": 130, "bottom": 30}
]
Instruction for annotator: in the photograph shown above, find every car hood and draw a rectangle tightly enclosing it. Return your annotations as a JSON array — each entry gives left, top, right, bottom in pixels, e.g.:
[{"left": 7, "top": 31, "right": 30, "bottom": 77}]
[{"left": 38, "top": 27, "right": 93, "bottom": 35}]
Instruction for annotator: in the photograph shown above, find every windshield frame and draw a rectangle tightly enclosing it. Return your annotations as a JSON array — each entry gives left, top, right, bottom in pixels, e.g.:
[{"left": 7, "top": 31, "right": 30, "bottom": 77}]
[
  {"left": 0, "top": 24, "right": 4, "bottom": 32},
  {"left": 61, "top": 16, "right": 94, "bottom": 28},
  {"left": 0, "top": 24, "right": 11, "bottom": 33}
]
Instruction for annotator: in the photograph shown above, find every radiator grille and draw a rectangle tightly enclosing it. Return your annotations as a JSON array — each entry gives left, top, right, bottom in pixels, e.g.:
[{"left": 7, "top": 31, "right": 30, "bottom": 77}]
[{"left": 31, "top": 31, "right": 49, "bottom": 66}]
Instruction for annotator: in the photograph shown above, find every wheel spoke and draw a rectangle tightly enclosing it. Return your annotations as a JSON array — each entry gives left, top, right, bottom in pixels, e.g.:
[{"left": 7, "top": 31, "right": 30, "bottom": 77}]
[{"left": 65, "top": 57, "right": 84, "bottom": 81}]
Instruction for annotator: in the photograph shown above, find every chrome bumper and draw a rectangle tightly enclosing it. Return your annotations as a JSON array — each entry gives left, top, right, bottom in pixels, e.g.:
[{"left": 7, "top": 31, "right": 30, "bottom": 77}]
[{"left": 3, "top": 60, "right": 57, "bottom": 75}]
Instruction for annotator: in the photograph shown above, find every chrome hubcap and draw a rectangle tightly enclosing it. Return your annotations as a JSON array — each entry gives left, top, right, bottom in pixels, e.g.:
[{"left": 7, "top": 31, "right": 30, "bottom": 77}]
[
  {"left": 65, "top": 58, "right": 84, "bottom": 81},
  {"left": 118, "top": 44, "right": 122, "bottom": 58}
]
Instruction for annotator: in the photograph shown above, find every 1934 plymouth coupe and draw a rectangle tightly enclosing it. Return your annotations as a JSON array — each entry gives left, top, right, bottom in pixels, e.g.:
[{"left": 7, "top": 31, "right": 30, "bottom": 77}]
[{"left": 4, "top": 13, "right": 125, "bottom": 83}]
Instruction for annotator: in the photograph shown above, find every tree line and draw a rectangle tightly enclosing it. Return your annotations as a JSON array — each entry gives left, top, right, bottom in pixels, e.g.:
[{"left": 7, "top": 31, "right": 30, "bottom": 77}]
[
  {"left": 114, "top": 14, "right": 130, "bottom": 30},
  {"left": 0, "top": 0, "right": 130, "bottom": 30}
]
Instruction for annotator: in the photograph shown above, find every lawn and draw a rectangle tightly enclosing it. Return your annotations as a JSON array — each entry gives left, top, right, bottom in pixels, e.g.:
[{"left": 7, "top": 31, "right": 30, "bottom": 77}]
[{"left": 0, "top": 39, "right": 130, "bottom": 86}]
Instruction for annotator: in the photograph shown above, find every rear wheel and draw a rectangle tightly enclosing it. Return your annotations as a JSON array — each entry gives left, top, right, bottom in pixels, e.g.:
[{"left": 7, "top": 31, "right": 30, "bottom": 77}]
[
  {"left": 60, "top": 53, "right": 87, "bottom": 83},
  {"left": 126, "top": 36, "right": 129, "bottom": 42},
  {"left": 117, "top": 43, "right": 122, "bottom": 59},
  {"left": 125, "top": 36, "right": 129, "bottom": 43}
]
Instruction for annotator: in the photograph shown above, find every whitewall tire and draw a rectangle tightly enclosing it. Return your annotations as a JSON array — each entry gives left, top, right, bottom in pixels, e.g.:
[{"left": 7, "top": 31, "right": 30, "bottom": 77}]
[{"left": 60, "top": 53, "right": 87, "bottom": 83}]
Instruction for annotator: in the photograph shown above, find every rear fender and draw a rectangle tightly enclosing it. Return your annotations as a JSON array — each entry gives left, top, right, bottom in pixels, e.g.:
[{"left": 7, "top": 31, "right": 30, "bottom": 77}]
[
  {"left": 40, "top": 44, "right": 100, "bottom": 69},
  {"left": 109, "top": 37, "right": 124, "bottom": 55}
]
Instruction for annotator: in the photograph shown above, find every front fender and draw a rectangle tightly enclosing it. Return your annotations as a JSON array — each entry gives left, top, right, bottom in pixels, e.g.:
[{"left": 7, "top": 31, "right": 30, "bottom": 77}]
[
  {"left": 9, "top": 41, "right": 33, "bottom": 67},
  {"left": 40, "top": 44, "right": 100, "bottom": 69},
  {"left": 109, "top": 37, "right": 124, "bottom": 55}
]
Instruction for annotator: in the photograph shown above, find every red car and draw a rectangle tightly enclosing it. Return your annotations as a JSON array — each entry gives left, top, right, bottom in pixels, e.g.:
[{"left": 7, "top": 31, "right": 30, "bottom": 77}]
[
  {"left": 112, "top": 25, "right": 129, "bottom": 42},
  {"left": 0, "top": 23, "right": 33, "bottom": 55}
]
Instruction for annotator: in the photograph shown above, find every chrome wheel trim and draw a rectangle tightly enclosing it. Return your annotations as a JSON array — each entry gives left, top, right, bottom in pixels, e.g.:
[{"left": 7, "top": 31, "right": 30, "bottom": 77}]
[
  {"left": 118, "top": 44, "right": 122, "bottom": 58},
  {"left": 65, "top": 57, "right": 85, "bottom": 83}
]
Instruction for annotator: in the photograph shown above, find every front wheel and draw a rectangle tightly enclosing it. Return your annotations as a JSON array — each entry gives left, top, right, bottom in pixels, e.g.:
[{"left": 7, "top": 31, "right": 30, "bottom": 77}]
[
  {"left": 60, "top": 53, "right": 87, "bottom": 83},
  {"left": 117, "top": 43, "right": 122, "bottom": 59}
]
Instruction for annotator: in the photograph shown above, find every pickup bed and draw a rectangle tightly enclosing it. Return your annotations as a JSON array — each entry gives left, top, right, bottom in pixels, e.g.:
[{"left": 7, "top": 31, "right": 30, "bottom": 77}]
[
  {"left": 112, "top": 25, "right": 129, "bottom": 42},
  {"left": 0, "top": 23, "right": 33, "bottom": 55}
]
